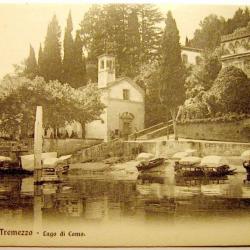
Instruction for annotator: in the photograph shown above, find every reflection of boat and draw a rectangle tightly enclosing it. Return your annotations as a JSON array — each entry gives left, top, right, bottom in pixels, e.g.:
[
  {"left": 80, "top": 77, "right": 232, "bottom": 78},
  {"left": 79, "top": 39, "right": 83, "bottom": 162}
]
[
  {"left": 175, "top": 175, "right": 228, "bottom": 186},
  {"left": 40, "top": 167, "right": 63, "bottom": 183},
  {"left": 137, "top": 173, "right": 165, "bottom": 184},
  {"left": 136, "top": 158, "right": 165, "bottom": 172},
  {"left": 144, "top": 198, "right": 177, "bottom": 213}
]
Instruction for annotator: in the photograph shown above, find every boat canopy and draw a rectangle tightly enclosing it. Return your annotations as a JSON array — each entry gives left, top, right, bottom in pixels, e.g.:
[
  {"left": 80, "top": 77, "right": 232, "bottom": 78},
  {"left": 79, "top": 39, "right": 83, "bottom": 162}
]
[{"left": 200, "top": 155, "right": 229, "bottom": 168}]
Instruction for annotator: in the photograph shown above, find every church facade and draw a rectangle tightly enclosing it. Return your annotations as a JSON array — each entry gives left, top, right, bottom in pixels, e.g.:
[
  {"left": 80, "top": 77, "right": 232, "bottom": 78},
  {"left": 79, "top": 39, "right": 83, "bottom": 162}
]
[{"left": 85, "top": 54, "right": 145, "bottom": 142}]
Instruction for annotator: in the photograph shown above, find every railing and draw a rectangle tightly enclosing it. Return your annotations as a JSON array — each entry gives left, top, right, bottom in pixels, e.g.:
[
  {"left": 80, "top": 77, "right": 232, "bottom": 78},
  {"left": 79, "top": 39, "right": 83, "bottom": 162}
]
[
  {"left": 128, "top": 120, "right": 173, "bottom": 140},
  {"left": 146, "top": 122, "right": 174, "bottom": 140}
]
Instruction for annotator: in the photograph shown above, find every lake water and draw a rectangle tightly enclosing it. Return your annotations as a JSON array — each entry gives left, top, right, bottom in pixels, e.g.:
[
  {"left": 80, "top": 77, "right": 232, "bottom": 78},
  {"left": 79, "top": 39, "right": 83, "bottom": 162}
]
[{"left": 1, "top": 163, "right": 250, "bottom": 246}]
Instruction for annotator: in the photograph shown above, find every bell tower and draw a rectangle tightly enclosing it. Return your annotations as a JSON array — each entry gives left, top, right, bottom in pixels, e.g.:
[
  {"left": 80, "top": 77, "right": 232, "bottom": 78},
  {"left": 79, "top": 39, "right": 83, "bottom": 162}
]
[{"left": 98, "top": 54, "right": 115, "bottom": 88}]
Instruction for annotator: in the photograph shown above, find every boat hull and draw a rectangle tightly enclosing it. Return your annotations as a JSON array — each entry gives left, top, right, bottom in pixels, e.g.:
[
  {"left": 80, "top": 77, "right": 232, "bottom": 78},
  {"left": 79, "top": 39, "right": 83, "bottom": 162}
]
[
  {"left": 175, "top": 162, "right": 236, "bottom": 177},
  {"left": 136, "top": 158, "right": 165, "bottom": 172}
]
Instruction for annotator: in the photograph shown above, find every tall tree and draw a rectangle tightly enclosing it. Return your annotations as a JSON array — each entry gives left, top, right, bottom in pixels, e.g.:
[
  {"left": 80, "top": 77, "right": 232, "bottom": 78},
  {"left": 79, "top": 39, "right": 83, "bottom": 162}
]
[
  {"left": 190, "top": 14, "right": 225, "bottom": 51},
  {"left": 63, "top": 11, "right": 75, "bottom": 85},
  {"left": 125, "top": 8, "right": 141, "bottom": 77},
  {"left": 79, "top": 4, "right": 163, "bottom": 78},
  {"left": 42, "top": 15, "right": 62, "bottom": 82},
  {"left": 37, "top": 43, "right": 45, "bottom": 77},
  {"left": 80, "top": 4, "right": 106, "bottom": 62},
  {"left": 159, "top": 11, "right": 185, "bottom": 140},
  {"left": 137, "top": 4, "right": 163, "bottom": 63},
  {"left": 223, "top": 7, "right": 250, "bottom": 35},
  {"left": 23, "top": 45, "right": 38, "bottom": 79},
  {"left": 185, "top": 51, "right": 222, "bottom": 99},
  {"left": 71, "top": 31, "right": 87, "bottom": 88}
]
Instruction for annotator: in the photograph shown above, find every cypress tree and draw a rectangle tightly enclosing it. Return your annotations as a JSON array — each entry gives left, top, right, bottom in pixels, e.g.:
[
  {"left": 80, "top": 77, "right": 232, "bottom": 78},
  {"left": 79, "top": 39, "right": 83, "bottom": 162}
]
[
  {"left": 38, "top": 43, "right": 45, "bottom": 77},
  {"left": 126, "top": 8, "right": 141, "bottom": 77},
  {"left": 42, "top": 15, "right": 62, "bottom": 82},
  {"left": 71, "top": 31, "right": 87, "bottom": 88},
  {"left": 24, "top": 44, "right": 38, "bottom": 79},
  {"left": 63, "top": 11, "right": 75, "bottom": 84},
  {"left": 159, "top": 11, "right": 185, "bottom": 140}
]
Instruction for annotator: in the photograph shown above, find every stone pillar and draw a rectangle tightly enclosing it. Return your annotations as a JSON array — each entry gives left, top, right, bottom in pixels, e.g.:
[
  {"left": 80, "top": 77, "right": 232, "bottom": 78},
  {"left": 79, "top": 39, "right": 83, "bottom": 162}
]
[{"left": 34, "top": 106, "right": 43, "bottom": 184}]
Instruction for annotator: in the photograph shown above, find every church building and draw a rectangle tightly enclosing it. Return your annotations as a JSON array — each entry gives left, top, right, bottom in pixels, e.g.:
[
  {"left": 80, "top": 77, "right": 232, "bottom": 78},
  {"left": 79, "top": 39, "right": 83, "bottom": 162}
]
[{"left": 85, "top": 54, "right": 145, "bottom": 142}]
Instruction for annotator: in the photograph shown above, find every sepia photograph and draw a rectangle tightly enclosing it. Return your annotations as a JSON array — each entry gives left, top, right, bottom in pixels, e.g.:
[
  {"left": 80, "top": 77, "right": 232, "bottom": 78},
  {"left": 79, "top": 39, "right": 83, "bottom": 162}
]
[{"left": 0, "top": 0, "right": 250, "bottom": 247}]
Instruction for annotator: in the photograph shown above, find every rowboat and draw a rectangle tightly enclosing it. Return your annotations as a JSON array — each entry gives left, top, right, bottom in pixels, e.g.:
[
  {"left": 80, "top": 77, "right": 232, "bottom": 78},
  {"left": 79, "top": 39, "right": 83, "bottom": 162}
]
[
  {"left": 136, "top": 158, "right": 165, "bottom": 172},
  {"left": 174, "top": 162, "right": 236, "bottom": 177}
]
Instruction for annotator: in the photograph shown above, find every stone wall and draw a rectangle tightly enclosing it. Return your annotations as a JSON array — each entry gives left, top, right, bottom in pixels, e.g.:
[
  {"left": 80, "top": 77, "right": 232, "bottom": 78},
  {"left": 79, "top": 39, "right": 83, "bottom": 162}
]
[
  {"left": 25, "top": 138, "right": 103, "bottom": 156},
  {"left": 79, "top": 139, "right": 250, "bottom": 164},
  {"left": 177, "top": 119, "right": 250, "bottom": 143}
]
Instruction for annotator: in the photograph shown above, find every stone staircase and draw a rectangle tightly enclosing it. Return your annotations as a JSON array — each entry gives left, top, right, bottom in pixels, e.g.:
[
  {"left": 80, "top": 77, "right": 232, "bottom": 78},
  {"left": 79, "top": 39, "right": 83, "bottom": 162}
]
[{"left": 129, "top": 120, "right": 174, "bottom": 140}]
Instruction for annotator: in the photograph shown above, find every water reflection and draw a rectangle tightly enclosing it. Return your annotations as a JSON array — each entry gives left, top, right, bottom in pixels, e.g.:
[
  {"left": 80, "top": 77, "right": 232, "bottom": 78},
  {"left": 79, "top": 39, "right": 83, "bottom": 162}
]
[{"left": 0, "top": 169, "right": 249, "bottom": 226}]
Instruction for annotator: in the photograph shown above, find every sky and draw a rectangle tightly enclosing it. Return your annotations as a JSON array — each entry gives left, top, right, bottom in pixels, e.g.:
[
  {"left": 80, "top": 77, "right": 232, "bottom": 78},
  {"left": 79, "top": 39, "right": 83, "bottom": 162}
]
[{"left": 0, "top": 2, "right": 249, "bottom": 78}]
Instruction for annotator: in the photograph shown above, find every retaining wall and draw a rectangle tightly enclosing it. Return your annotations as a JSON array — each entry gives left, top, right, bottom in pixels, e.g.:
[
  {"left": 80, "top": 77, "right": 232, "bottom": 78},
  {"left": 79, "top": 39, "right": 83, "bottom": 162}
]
[
  {"left": 177, "top": 119, "right": 250, "bottom": 143},
  {"left": 80, "top": 139, "right": 250, "bottom": 163},
  {"left": 25, "top": 138, "right": 102, "bottom": 156}
]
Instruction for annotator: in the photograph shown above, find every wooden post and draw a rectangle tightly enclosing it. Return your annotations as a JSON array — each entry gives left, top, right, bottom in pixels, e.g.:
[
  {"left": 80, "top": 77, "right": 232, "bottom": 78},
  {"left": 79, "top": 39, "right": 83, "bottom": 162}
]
[{"left": 34, "top": 106, "right": 43, "bottom": 184}]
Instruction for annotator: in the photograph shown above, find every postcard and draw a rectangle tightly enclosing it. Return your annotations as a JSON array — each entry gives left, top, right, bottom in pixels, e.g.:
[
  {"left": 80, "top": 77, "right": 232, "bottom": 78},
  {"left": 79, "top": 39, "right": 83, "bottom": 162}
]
[{"left": 0, "top": 1, "right": 250, "bottom": 247}]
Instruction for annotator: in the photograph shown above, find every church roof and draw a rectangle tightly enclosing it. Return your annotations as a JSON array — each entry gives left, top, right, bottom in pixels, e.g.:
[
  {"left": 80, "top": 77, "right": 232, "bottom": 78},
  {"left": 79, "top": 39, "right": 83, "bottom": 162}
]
[{"left": 101, "top": 77, "right": 145, "bottom": 96}]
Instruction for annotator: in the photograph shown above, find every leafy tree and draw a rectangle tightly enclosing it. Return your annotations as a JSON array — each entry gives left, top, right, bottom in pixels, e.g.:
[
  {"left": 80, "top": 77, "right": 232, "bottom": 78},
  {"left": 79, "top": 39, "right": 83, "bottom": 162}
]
[
  {"left": 135, "top": 62, "right": 170, "bottom": 127},
  {"left": 42, "top": 15, "right": 62, "bottom": 82},
  {"left": 0, "top": 76, "right": 105, "bottom": 139},
  {"left": 137, "top": 4, "right": 163, "bottom": 63},
  {"left": 185, "top": 51, "right": 222, "bottom": 99},
  {"left": 190, "top": 14, "right": 225, "bottom": 51},
  {"left": 159, "top": 11, "right": 185, "bottom": 140},
  {"left": 80, "top": 4, "right": 106, "bottom": 62},
  {"left": 190, "top": 7, "right": 250, "bottom": 51},
  {"left": 204, "top": 66, "right": 250, "bottom": 115},
  {"left": 79, "top": 4, "right": 163, "bottom": 78},
  {"left": 223, "top": 7, "right": 250, "bottom": 35},
  {"left": 23, "top": 45, "right": 38, "bottom": 79},
  {"left": 63, "top": 11, "right": 75, "bottom": 85}
]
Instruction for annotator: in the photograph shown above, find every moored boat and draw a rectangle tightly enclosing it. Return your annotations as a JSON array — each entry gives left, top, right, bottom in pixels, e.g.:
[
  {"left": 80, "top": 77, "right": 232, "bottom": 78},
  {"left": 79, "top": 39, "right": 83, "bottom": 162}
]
[
  {"left": 200, "top": 155, "right": 236, "bottom": 177},
  {"left": 21, "top": 152, "right": 71, "bottom": 174},
  {"left": 136, "top": 158, "right": 165, "bottom": 172},
  {"left": 175, "top": 155, "right": 236, "bottom": 177},
  {"left": 0, "top": 156, "right": 32, "bottom": 175},
  {"left": 21, "top": 152, "right": 57, "bottom": 172}
]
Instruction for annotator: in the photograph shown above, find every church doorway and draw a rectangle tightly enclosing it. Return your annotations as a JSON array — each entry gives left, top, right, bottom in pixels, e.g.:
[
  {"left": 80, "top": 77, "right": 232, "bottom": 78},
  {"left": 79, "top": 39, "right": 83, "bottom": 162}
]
[{"left": 120, "top": 112, "right": 135, "bottom": 140}]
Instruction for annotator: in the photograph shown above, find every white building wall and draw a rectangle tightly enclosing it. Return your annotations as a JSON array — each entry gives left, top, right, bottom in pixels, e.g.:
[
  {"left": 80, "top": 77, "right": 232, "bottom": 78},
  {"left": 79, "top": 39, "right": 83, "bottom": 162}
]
[
  {"left": 107, "top": 100, "right": 144, "bottom": 133},
  {"left": 109, "top": 80, "right": 144, "bottom": 102},
  {"left": 181, "top": 49, "right": 201, "bottom": 65},
  {"left": 85, "top": 91, "right": 108, "bottom": 141},
  {"left": 85, "top": 111, "right": 108, "bottom": 141}
]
